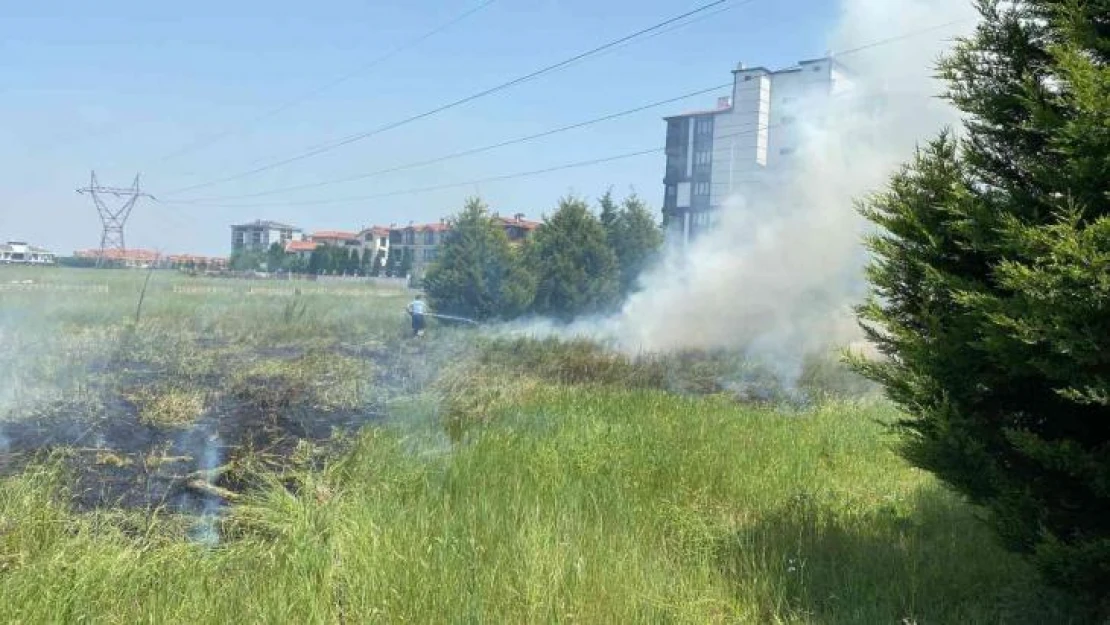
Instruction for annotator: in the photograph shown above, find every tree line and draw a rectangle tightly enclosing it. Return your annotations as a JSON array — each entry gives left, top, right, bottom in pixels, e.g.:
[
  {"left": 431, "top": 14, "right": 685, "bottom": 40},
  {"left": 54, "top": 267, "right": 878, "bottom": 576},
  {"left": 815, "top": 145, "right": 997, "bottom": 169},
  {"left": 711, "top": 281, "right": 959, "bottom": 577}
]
[
  {"left": 229, "top": 241, "right": 395, "bottom": 276},
  {"left": 423, "top": 190, "right": 664, "bottom": 322}
]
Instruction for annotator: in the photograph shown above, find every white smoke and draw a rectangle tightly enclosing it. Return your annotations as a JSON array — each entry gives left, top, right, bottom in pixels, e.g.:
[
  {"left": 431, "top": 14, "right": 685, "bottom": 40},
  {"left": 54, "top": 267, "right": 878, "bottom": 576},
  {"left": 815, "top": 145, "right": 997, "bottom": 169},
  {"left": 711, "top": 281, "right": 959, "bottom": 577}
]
[{"left": 499, "top": 0, "right": 977, "bottom": 378}]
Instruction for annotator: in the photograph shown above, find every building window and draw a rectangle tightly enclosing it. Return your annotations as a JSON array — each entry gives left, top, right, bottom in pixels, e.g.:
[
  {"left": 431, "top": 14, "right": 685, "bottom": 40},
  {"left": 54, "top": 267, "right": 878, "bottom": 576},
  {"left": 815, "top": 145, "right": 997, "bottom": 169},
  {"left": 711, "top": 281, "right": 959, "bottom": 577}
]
[
  {"left": 696, "top": 118, "right": 712, "bottom": 135},
  {"left": 379, "top": 237, "right": 387, "bottom": 246},
  {"left": 424, "top": 230, "right": 436, "bottom": 245},
  {"left": 779, "top": 147, "right": 796, "bottom": 155},
  {"left": 694, "top": 151, "right": 711, "bottom": 166},
  {"left": 665, "top": 185, "right": 677, "bottom": 198},
  {"left": 694, "top": 182, "right": 710, "bottom": 196}
]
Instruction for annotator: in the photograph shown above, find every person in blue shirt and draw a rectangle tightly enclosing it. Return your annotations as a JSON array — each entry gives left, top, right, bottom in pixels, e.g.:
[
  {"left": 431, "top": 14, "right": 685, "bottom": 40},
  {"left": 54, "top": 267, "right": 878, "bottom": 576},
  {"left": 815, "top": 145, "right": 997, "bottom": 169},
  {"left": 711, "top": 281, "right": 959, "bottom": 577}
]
[{"left": 406, "top": 294, "right": 427, "bottom": 337}]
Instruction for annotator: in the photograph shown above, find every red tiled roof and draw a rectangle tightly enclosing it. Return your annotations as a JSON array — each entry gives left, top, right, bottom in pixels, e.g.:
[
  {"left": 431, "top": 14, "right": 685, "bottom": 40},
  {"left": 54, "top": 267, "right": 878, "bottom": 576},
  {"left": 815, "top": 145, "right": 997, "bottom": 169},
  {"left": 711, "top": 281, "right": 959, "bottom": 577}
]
[
  {"left": 494, "top": 216, "right": 541, "bottom": 230},
  {"left": 74, "top": 248, "right": 163, "bottom": 261},
  {"left": 285, "top": 240, "right": 319, "bottom": 253},
  {"left": 310, "top": 230, "right": 359, "bottom": 241},
  {"left": 408, "top": 223, "right": 450, "bottom": 232},
  {"left": 356, "top": 226, "right": 391, "bottom": 238}
]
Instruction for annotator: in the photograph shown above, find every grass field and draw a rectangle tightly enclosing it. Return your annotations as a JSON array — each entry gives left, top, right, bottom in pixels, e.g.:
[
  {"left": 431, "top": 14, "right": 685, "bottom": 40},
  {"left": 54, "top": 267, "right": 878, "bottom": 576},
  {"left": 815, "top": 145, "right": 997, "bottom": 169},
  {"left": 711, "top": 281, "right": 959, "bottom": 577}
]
[{"left": 0, "top": 266, "right": 1085, "bottom": 623}]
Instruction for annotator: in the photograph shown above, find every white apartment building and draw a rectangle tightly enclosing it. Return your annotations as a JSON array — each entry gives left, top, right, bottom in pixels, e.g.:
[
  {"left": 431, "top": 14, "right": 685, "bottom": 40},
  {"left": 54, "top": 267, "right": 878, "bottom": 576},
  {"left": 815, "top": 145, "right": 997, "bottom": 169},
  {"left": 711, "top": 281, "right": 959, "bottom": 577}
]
[
  {"left": 230, "top": 220, "right": 302, "bottom": 253},
  {"left": 0, "top": 241, "right": 56, "bottom": 265},
  {"left": 662, "top": 57, "right": 851, "bottom": 243}
]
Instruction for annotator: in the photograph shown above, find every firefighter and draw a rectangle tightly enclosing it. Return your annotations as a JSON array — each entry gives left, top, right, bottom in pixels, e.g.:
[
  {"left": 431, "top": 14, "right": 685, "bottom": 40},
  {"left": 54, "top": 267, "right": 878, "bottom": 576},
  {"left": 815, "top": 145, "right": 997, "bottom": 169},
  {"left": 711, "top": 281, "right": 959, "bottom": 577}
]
[{"left": 406, "top": 294, "right": 427, "bottom": 337}]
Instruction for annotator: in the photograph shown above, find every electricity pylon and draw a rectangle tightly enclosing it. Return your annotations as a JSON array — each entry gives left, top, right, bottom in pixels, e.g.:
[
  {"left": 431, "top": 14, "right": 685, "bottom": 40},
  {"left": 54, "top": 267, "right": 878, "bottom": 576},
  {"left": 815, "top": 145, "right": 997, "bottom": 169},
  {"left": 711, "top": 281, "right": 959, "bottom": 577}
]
[{"left": 76, "top": 171, "right": 155, "bottom": 267}]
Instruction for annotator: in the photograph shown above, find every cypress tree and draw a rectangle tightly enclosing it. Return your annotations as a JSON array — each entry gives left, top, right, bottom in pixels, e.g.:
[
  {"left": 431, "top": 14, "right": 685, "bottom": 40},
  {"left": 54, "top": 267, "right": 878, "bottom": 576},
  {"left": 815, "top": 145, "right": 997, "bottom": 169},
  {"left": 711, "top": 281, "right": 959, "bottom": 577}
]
[{"left": 853, "top": 0, "right": 1109, "bottom": 610}]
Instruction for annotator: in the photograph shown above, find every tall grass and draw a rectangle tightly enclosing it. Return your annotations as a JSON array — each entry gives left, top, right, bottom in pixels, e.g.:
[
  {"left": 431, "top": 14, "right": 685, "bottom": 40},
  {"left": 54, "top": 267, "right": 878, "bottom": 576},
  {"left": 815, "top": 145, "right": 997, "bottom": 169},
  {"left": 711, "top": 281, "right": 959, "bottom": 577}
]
[
  {"left": 0, "top": 267, "right": 1086, "bottom": 623},
  {"left": 0, "top": 388, "right": 1081, "bottom": 623}
]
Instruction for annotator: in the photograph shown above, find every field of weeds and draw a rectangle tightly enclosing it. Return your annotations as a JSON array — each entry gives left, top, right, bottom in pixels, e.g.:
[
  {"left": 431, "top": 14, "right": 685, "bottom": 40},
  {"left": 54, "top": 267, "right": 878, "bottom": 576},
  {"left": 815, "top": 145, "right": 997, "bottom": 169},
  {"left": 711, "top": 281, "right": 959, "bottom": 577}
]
[{"left": 0, "top": 266, "right": 1086, "bottom": 623}]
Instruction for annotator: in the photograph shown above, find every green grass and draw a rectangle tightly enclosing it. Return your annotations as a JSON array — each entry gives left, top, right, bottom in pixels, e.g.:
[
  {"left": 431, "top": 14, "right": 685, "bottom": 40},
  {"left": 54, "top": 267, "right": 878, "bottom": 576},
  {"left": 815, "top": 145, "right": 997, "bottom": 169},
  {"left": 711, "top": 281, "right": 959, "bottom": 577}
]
[{"left": 0, "top": 267, "right": 1086, "bottom": 623}]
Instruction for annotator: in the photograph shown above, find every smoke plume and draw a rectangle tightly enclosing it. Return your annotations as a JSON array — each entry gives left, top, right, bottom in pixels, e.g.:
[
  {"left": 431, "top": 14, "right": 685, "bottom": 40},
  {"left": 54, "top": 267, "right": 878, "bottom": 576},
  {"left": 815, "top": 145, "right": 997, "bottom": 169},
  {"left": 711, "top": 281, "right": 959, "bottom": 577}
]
[{"left": 501, "top": 0, "right": 978, "bottom": 380}]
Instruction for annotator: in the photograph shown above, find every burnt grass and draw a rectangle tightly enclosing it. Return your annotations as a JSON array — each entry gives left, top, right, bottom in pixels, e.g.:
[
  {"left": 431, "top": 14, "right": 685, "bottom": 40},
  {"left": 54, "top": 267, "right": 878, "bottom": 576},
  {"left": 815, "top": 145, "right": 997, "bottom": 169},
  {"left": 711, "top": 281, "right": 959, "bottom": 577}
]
[{"left": 0, "top": 336, "right": 441, "bottom": 516}]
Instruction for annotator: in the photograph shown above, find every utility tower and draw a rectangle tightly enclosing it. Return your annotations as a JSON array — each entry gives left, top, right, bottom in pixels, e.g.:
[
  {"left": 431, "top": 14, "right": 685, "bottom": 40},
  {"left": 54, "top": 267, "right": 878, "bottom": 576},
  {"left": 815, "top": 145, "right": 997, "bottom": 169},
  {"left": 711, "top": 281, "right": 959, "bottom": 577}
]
[{"left": 76, "top": 171, "right": 155, "bottom": 267}]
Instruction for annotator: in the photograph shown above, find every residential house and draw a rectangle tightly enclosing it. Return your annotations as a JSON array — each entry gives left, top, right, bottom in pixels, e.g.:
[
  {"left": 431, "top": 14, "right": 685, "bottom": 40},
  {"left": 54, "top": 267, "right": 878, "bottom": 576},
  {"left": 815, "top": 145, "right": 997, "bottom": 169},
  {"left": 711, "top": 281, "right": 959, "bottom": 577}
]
[
  {"left": 357, "top": 226, "right": 391, "bottom": 272},
  {"left": 493, "top": 213, "right": 541, "bottom": 243},
  {"left": 284, "top": 240, "right": 319, "bottom": 263},
  {"left": 388, "top": 221, "right": 450, "bottom": 280}
]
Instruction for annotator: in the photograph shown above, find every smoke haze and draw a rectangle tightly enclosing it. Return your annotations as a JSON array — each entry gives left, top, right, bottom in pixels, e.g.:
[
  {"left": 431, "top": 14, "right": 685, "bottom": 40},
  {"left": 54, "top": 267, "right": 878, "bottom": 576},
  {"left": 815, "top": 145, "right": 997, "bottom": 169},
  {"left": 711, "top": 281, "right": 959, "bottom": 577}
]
[{"left": 500, "top": 0, "right": 978, "bottom": 379}]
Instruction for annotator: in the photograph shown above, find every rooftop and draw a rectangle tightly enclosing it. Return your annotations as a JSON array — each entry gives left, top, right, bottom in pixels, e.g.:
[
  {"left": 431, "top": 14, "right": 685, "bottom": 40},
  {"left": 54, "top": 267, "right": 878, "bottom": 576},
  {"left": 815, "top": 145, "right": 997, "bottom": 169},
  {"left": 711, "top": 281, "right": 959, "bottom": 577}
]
[
  {"left": 285, "top": 240, "right": 319, "bottom": 253},
  {"left": 309, "top": 230, "right": 360, "bottom": 241},
  {"left": 230, "top": 219, "right": 301, "bottom": 231},
  {"left": 494, "top": 215, "right": 542, "bottom": 230},
  {"left": 0, "top": 242, "right": 53, "bottom": 254}
]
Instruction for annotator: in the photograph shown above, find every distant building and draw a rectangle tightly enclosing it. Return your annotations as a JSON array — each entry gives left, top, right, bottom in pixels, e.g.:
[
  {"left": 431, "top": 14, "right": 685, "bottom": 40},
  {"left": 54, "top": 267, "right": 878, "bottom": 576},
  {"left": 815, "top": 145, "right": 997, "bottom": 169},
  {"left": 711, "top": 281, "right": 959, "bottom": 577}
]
[
  {"left": 389, "top": 221, "right": 451, "bottom": 280},
  {"left": 166, "top": 254, "right": 229, "bottom": 272},
  {"left": 283, "top": 240, "right": 319, "bottom": 263},
  {"left": 309, "top": 230, "right": 361, "bottom": 248},
  {"left": 230, "top": 220, "right": 302, "bottom": 253},
  {"left": 73, "top": 248, "right": 164, "bottom": 269},
  {"left": 387, "top": 213, "right": 541, "bottom": 280},
  {"left": 357, "top": 226, "right": 391, "bottom": 271},
  {"left": 662, "top": 57, "right": 850, "bottom": 244},
  {"left": 0, "top": 241, "right": 56, "bottom": 265},
  {"left": 493, "top": 213, "right": 542, "bottom": 243}
]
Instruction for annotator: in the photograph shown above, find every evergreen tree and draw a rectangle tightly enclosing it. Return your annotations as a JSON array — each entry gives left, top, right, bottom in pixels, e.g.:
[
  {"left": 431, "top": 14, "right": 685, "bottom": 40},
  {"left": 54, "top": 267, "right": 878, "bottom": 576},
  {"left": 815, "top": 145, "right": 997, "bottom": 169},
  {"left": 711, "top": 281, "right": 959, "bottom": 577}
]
[
  {"left": 598, "top": 187, "right": 619, "bottom": 232},
  {"left": 307, "top": 248, "right": 323, "bottom": 275},
  {"left": 423, "top": 197, "right": 536, "bottom": 320},
  {"left": 852, "top": 0, "right": 1110, "bottom": 611},
  {"left": 230, "top": 247, "right": 265, "bottom": 272},
  {"left": 265, "top": 242, "right": 286, "bottom": 273},
  {"left": 529, "top": 195, "right": 619, "bottom": 320},
  {"left": 370, "top": 249, "right": 385, "bottom": 277},
  {"left": 346, "top": 248, "right": 359, "bottom": 275},
  {"left": 611, "top": 193, "right": 664, "bottom": 295},
  {"left": 398, "top": 248, "right": 414, "bottom": 278}
]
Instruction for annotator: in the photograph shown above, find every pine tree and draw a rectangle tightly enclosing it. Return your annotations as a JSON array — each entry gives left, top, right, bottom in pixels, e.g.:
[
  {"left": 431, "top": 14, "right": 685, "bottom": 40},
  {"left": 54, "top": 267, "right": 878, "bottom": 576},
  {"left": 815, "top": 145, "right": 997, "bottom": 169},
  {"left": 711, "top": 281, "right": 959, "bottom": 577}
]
[
  {"left": 423, "top": 197, "right": 536, "bottom": 320},
  {"left": 612, "top": 193, "right": 664, "bottom": 295},
  {"left": 853, "top": 0, "right": 1110, "bottom": 611},
  {"left": 529, "top": 195, "right": 619, "bottom": 320},
  {"left": 598, "top": 187, "right": 619, "bottom": 232}
]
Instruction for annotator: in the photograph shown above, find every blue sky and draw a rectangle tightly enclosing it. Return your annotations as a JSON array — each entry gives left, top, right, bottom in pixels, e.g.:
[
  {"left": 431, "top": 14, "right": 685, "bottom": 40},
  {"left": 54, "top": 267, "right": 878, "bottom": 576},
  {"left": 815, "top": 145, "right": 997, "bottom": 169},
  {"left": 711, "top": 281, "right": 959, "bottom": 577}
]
[{"left": 1, "top": 0, "right": 840, "bottom": 256}]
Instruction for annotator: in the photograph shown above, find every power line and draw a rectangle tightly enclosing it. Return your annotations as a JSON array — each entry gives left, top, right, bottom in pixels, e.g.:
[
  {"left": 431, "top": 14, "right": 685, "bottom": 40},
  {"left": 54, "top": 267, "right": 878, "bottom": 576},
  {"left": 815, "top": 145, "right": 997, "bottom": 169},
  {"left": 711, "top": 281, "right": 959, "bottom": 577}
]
[
  {"left": 155, "top": 17, "right": 973, "bottom": 219},
  {"left": 160, "top": 119, "right": 787, "bottom": 210},
  {"left": 159, "top": 84, "right": 948, "bottom": 212},
  {"left": 168, "top": 82, "right": 735, "bottom": 204},
  {"left": 161, "top": 0, "right": 733, "bottom": 197},
  {"left": 149, "top": 0, "right": 499, "bottom": 169},
  {"left": 166, "top": 148, "right": 663, "bottom": 209}
]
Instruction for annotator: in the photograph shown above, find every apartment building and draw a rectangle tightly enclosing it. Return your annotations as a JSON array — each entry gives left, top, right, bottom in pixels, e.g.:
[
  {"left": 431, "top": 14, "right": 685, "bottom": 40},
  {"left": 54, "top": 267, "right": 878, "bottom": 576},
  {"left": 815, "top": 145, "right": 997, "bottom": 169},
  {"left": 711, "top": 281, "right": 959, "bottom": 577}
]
[
  {"left": 230, "top": 220, "right": 302, "bottom": 252},
  {"left": 662, "top": 57, "right": 850, "bottom": 244}
]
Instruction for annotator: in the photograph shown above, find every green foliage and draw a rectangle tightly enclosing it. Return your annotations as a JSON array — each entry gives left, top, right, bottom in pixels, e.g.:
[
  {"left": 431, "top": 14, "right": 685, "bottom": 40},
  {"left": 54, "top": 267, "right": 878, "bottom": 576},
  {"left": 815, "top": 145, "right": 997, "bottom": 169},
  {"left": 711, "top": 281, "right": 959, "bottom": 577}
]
[
  {"left": 229, "top": 247, "right": 265, "bottom": 272},
  {"left": 398, "top": 248, "right": 413, "bottom": 278},
  {"left": 265, "top": 242, "right": 285, "bottom": 273},
  {"left": 369, "top": 249, "right": 385, "bottom": 277},
  {"left": 602, "top": 192, "right": 664, "bottom": 295},
  {"left": 306, "top": 245, "right": 360, "bottom": 276},
  {"left": 423, "top": 197, "right": 537, "bottom": 321},
  {"left": 528, "top": 196, "right": 619, "bottom": 320},
  {"left": 853, "top": 0, "right": 1110, "bottom": 612}
]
